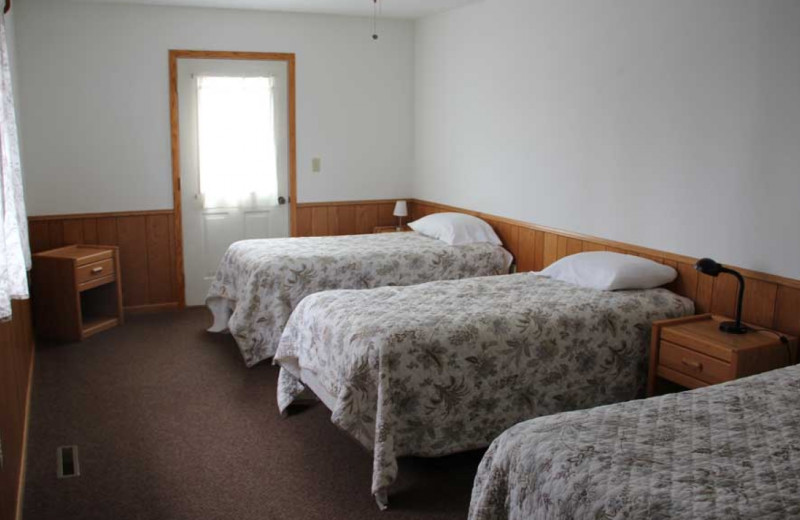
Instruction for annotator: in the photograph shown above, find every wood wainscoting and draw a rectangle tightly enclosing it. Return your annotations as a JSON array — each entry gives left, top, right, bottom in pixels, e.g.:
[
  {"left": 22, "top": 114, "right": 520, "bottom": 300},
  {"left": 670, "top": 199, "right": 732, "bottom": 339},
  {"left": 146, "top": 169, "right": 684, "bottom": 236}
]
[
  {"left": 0, "top": 299, "right": 35, "bottom": 520},
  {"left": 290, "top": 197, "right": 800, "bottom": 337},
  {"left": 296, "top": 200, "right": 404, "bottom": 236},
  {"left": 410, "top": 199, "right": 800, "bottom": 338},
  {"left": 28, "top": 210, "right": 179, "bottom": 313},
  {"left": 26, "top": 199, "right": 800, "bottom": 338},
  {"left": 28, "top": 202, "right": 401, "bottom": 311}
]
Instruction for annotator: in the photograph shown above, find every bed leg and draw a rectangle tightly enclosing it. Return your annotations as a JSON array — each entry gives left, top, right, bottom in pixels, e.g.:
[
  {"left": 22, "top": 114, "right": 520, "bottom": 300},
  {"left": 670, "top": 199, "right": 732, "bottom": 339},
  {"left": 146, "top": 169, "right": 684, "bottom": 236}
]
[{"left": 374, "top": 490, "right": 389, "bottom": 511}]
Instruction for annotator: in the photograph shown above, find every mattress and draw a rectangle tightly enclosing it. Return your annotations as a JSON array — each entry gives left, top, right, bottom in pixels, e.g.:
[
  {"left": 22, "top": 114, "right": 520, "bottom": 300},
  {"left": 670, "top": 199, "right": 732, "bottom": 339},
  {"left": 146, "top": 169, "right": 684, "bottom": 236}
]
[
  {"left": 206, "top": 232, "right": 512, "bottom": 367},
  {"left": 469, "top": 362, "right": 800, "bottom": 520},
  {"left": 274, "top": 273, "right": 694, "bottom": 505}
]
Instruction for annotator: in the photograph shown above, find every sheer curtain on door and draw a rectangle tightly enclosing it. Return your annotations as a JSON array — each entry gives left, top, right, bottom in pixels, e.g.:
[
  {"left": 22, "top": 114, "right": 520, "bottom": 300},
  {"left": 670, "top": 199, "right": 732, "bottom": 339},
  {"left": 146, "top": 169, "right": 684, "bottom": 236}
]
[
  {"left": 0, "top": 12, "right": 30, "bottom": 321},
  {"left": 196, "top": 76, "right": 279, "bottom": 209}
]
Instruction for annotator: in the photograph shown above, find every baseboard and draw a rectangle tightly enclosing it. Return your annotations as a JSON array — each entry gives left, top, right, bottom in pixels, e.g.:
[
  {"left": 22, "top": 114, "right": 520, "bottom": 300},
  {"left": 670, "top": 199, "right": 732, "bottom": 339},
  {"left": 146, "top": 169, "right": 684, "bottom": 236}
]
[
  {"left": 124, "top": 302, "right": 181, "bottom": 315},
  {"left": 15, "top": 345, "right": 35, "bottom": 520}
]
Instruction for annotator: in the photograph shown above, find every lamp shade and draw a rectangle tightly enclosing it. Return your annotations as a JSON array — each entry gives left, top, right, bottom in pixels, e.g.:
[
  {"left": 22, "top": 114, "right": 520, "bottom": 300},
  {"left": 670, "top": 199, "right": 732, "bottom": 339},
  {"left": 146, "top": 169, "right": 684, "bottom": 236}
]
[
  {"left": 393, "top": 200, "right": 408, "bottom": 218},
  {"left": 694, "top": 258, "right": 723, "bottom": 276}
]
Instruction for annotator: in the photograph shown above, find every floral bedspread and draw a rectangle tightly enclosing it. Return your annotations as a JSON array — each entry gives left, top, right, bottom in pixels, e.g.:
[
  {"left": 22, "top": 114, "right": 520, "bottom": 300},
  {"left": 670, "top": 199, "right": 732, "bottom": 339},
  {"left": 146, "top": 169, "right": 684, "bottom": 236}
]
[
  {"left": 469, "top": 362, "right": 800, "bottom": 520},
  {"left": 206, "top": 232, "right": 512, "bottom": 366},
  {"left": 274, "top": 273, "right": 693, "bottom": 500}
]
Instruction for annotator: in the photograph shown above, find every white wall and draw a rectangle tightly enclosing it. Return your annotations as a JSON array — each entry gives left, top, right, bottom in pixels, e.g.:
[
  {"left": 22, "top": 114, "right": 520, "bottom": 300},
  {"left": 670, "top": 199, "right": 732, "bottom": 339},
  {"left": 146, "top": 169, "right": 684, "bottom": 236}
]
[
  {"left": 415, "top": 0, "right": 800, "bottom": 279},
  {"left": 15, "top": 0, "right": 414, "bottom": 215}
]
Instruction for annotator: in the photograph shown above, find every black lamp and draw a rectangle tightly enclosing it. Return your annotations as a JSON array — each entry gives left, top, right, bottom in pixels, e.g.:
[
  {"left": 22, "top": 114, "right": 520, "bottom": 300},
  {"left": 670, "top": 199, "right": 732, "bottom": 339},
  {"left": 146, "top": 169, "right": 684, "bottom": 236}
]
[{"left": 694, "top": 258, "right": 748, "bottom": 334}]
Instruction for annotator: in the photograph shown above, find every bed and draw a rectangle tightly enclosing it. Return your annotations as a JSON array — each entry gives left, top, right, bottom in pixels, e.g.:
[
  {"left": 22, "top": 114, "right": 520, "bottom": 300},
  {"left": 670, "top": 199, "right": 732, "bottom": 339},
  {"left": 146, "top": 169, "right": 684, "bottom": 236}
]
[
  {"left": 469, "top": 362, "right": 800, "bottom": 520},
  {"left": 274, "top": 271, "right": 694, "bottom": 508},
  {"left": 206, "top": 231, "right": 512, "bottom": 366}
]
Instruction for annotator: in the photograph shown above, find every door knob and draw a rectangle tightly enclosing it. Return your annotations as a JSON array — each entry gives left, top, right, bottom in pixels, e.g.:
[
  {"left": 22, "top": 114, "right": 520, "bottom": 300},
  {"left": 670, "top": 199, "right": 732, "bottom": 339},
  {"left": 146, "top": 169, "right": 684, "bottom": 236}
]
[{"left": 278, "top": 196, "right": 287, "bottom": 205}]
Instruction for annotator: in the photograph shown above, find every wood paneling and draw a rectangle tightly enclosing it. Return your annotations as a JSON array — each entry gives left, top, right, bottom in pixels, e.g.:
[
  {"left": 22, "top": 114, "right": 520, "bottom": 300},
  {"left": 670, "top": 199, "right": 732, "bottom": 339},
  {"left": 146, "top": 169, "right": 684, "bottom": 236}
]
[
  {"left": 695, "top": 275, "right": 715, "bottom": 314},
  {"left": 145, "top": 215, "right": 176, "bottom": 305},
  {"left": 410, "top": 198, "right": 800, "bottom": 338},
  {"left": 516, "top": 228, "right": 537, "bottom": 273},
  {"left": 532, "top": 231, "right": 545, "bottom": 272},
  {"left": 311, "top": 207, "right": 329, "bottom": 236},
  {"left": 542, "top": 233, "right": 558, "bottom": 267},
  {"left": 775, "top": 287, "right": 800, "bottom": 337},
  {"left": 0, "top": 299, "right": 35, "bottom": 520},
  {"left": 63, "top": 220, "right": 83, "bottom": 245},
  {"left": 377, "top": 203, "right": 396, "bottom": 228},
  {"left": 42, "top": 198, "right": 796, "bottom": 338},
  {"left": 28, "top": 210, "right": 178, "bottom": 313},
  {"left": 117, "top": 216, "right": 150, "bottom": 307},
  {"left": 670, "top": 261, "right": 699, "bottom": 301},
  {"left": 486, "top": 221, "right": 519, "bottom": 260},
  {"left": 329, "top": 206, "right": 356, "bottom": 236},
  {"left": 82, "top": 219, "right": 98, "bottom": 244},
  {"left": 296, "top": 200, "right": 405, "bottom": 237},
  {"left": 711, "top": 275, "right": 779, "bottom": 329},
  {"left": 355, "top": 205, "right": 378, "bottom": 234},
  {"left": 296, "top": 207, "right": 312, "bottom": 237}
]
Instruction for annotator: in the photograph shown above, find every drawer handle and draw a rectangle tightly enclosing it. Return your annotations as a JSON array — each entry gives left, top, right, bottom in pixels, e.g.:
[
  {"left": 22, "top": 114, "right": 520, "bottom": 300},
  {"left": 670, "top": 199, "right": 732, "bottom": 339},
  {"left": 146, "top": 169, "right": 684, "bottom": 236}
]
[
  {"left": 681, "top": 358, "right": 702, "bottom": 371},
  {"left": 91, "top": 266, "right": 104, "bottom": 274}
]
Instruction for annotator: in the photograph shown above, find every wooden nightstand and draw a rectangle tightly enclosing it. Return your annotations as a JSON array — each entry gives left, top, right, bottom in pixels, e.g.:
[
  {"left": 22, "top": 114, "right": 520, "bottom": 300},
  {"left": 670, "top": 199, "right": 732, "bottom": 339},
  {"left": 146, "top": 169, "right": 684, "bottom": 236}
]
[
  {"left": 373, "top": 225, "right": 412, "bottom": 233},
  {"left": 647, "top": 314, "right": 797, "bottom": 396},
  {"left": 32, "top": 245, "right": 124, "bottom": 342}
]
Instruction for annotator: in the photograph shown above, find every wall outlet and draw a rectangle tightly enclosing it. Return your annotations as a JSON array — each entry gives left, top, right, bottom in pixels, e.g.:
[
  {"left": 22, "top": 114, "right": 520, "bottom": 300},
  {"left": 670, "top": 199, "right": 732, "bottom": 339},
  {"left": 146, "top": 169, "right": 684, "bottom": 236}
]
[{"left": 312, "top": 157, "right": 321, "bottom": 173}]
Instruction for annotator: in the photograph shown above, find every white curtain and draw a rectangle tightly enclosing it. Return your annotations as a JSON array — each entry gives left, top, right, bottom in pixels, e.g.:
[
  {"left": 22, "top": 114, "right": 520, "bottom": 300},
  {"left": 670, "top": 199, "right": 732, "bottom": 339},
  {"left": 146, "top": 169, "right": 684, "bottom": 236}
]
[
  {"left": 196, "top": 76, "right": 279, "bottom": 209},
  {"left": 0, "top": 13, "right": 30, "bottom": 321}
]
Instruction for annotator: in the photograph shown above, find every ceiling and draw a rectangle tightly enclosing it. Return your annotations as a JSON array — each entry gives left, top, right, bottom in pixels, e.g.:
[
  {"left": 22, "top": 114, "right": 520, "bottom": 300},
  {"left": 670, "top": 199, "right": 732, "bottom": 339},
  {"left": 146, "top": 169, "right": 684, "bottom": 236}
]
[{"left": 71, "top": 0, "right": 481, "bottom": 19}]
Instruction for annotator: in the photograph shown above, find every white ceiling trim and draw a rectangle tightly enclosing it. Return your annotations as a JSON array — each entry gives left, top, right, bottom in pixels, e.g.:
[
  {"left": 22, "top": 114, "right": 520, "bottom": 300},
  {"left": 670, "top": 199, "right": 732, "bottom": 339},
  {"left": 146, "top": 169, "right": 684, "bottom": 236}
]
[{"left": 66, "top": 0, "right": 482, "bottom": 19}]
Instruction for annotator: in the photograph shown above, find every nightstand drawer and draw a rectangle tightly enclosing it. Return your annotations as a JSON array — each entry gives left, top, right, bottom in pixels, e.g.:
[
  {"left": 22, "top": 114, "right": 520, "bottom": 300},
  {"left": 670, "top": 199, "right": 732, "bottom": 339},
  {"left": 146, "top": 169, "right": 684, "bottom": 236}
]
[
  {"left": 659, "top": 340, "right": 731, "bottom": 384},
  {"left": 76, "top": 258, "right": 115, "bottom": 285}
]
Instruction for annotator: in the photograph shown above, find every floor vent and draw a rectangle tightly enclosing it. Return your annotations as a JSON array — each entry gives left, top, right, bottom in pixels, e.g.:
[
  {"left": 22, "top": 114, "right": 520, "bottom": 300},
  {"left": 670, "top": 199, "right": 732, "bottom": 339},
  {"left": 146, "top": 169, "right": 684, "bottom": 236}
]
[{"left": 57, "top": 445, "right": 80, "bottom": 479}]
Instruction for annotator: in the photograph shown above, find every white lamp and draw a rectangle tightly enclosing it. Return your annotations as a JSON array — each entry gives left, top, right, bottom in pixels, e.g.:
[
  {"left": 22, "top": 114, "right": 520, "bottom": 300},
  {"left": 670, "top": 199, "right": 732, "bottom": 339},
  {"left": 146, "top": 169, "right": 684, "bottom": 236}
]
[{"left": 393, "top": 200, "right": 408, "bottom": 230}]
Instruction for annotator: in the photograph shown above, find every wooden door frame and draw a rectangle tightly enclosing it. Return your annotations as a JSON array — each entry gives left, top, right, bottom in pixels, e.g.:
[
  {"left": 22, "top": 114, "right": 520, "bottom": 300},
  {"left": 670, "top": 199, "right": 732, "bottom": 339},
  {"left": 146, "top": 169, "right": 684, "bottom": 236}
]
[{"left": 169, "top": 50, "right": 297, "bottom": 308}]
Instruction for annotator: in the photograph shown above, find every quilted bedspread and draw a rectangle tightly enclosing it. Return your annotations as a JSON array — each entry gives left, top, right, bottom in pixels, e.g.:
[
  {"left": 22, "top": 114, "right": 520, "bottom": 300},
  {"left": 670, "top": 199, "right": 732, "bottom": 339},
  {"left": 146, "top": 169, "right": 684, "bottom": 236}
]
[
  {"left": 469, "top": 362, "right": 800, "bottom": 520},
  {"left": 274, "top": 273, "right": 693, "bottom": 501},
  {"left": 206, "top": 232, "right": 512, "bottom": 367}
]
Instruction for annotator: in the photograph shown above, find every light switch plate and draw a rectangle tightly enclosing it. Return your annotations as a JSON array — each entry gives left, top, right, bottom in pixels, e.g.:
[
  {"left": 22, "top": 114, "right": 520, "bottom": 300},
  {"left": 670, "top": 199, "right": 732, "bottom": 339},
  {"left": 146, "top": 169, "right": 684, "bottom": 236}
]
[{"left": 312, "top": 157, "right": 321, "bottom": 173}]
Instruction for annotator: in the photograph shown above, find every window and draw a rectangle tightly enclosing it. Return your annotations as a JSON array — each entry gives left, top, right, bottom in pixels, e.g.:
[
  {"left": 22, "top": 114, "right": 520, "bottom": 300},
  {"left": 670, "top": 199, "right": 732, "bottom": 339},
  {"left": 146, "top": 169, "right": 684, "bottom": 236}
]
[{"left": 196, "top": 76, "right": 279, "bottom": 208}]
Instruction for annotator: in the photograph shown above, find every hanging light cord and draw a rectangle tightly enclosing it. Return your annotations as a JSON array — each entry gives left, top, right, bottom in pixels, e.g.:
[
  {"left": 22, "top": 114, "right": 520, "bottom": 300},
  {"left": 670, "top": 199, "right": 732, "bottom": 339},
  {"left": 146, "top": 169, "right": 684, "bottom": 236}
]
[{"left": 372, "top": 0, "right": 380, "bottom": 40}]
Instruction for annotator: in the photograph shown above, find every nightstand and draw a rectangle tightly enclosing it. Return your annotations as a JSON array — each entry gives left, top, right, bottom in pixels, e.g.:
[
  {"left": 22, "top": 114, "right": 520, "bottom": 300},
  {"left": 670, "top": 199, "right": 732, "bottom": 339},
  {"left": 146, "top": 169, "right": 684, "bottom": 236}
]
[
  {"left": 32, "top": 245, "right": 124, "bottom": 342},
  {"left": 647, "top": 314, "right": 797, "bottom": 396},
  {"left": 373, "top": 225, "right": 412, "bottom": 233}
]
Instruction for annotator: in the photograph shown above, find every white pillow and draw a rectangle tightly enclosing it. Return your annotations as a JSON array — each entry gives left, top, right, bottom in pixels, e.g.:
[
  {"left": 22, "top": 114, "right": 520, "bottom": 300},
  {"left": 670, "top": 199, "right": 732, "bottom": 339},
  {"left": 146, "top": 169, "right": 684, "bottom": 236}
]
[
  {"left": 539, "top": 251, "right": 677, "bottom": 290},
  {"left": 408, "top": 212, "right": 503, "bottom": 246}
]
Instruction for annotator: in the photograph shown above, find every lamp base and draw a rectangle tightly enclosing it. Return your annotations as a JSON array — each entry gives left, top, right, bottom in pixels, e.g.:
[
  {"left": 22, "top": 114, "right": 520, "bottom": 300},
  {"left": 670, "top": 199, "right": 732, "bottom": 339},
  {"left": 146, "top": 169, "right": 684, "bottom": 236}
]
[{"left": 719, "top": 321, "right": 748, "bottom": 334}]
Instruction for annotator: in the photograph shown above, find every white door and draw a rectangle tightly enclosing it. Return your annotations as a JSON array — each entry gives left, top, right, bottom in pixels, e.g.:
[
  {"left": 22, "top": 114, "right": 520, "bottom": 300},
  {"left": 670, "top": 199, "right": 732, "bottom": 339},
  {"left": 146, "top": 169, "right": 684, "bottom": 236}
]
[{"left": 178, "top": 59, "right": 290, "bottom": 306}]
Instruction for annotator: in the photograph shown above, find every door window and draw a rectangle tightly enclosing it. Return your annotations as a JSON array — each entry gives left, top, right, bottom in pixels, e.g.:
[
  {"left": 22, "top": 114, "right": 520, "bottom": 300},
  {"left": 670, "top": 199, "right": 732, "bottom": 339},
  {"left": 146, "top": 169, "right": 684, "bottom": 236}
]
[{"left": 196, "top": 76, "right": 278, "bottom": 208}]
